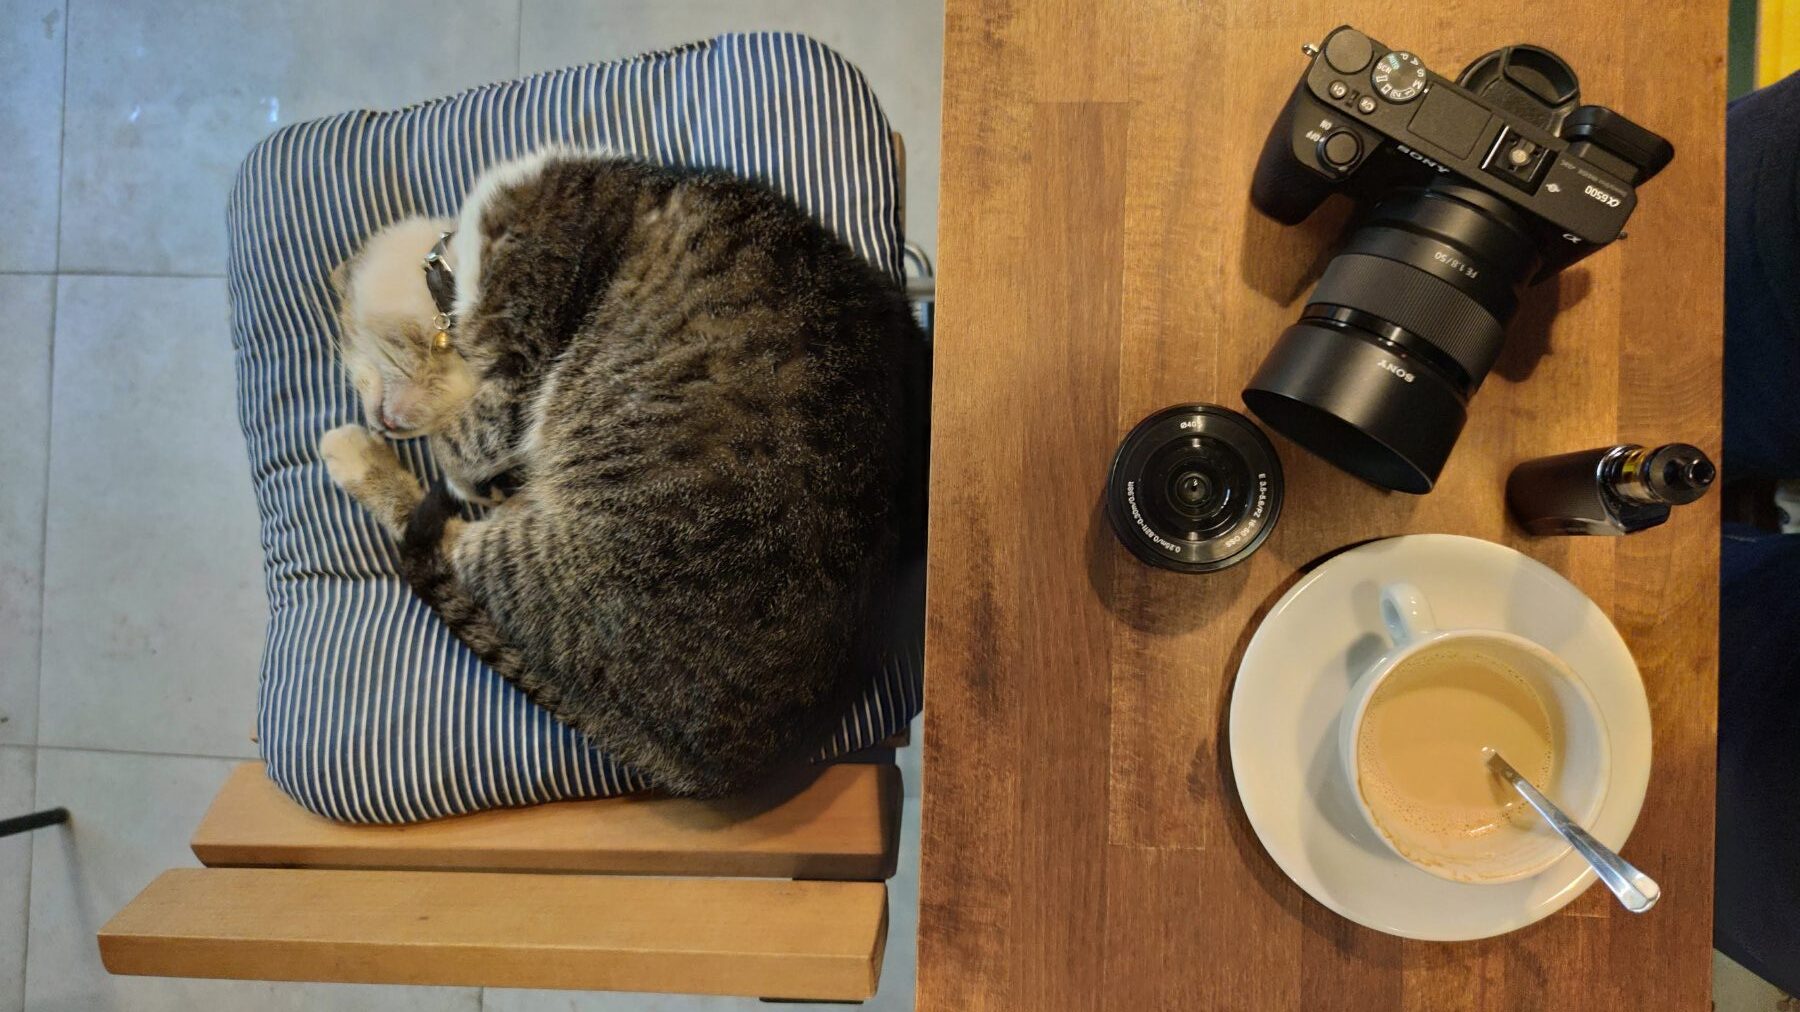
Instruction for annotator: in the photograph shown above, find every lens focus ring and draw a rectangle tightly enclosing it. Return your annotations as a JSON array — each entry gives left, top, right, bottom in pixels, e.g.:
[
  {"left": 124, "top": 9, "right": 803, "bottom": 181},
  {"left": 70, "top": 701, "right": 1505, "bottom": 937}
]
[{"left": 1306, "top": 253, "right": 1506, "bottom": 392}]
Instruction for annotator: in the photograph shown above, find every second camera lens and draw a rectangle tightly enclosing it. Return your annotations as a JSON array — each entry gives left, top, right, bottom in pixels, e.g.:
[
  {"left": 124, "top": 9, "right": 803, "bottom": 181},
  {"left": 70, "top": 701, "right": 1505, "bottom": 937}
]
[{"left": 1106, "top": 404, "right": 1284, "bottom": 573}]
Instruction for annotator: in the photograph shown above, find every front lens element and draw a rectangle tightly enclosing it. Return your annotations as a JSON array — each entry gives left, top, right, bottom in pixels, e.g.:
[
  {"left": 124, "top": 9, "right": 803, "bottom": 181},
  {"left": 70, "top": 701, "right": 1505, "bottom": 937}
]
[{"left": 1174, "top": 471, "right": 1211, "bottom": 509}]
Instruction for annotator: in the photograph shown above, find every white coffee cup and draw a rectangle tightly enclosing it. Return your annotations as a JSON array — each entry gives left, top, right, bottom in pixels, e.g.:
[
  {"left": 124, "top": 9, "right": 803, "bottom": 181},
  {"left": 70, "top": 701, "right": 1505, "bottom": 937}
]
[{"left": 1337, "top": 582, "right": 1612, "bottom": 883}]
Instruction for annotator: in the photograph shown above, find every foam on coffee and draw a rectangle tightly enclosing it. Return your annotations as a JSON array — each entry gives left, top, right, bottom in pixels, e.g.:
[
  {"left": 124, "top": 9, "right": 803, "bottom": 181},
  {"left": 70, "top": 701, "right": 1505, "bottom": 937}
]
[{"left": 1355, "top": 645, "right": 1556, "bottom": 873}]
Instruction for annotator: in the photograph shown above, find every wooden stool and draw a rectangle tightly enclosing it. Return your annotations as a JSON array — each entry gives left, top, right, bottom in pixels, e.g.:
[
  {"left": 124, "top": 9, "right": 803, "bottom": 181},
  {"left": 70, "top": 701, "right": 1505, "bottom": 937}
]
[{"left": 99, "top": 749, "right": 903, "bottom": 1002}]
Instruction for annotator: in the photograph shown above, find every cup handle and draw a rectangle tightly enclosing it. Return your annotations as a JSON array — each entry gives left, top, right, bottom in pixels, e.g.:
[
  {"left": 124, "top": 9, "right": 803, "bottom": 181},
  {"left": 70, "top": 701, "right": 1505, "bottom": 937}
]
[{"left": 1381, "top": 582, "right": 1436, "bottom": 647}]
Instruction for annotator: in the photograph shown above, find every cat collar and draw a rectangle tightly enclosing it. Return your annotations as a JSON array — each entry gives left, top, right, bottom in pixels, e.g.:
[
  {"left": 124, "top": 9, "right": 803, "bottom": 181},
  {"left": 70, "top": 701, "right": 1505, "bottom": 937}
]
[{"left": 421, "top": 230, "right": 456, "bottom": 352}]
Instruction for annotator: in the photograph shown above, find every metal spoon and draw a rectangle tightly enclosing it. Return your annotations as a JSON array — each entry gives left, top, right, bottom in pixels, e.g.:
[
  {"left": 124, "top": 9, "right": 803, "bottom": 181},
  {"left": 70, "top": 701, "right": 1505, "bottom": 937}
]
[{"left": 1484, "top": 748, "right": 1661, "bottom": 913}]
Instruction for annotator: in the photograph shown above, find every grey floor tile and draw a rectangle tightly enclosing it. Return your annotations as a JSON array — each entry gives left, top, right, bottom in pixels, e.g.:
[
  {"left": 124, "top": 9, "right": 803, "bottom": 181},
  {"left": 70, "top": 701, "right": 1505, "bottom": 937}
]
[
  {"left": 38, "top": 277, "right": 265, "bottom": 758},
  {"left": 898, "top": 713, "right": 921, "bottom": 798},
  {"left": 0, "top": 0, "right": 65, "bottom": 272},
  {"left": 58, "top": 0, "right": 521, "bottom": 275},
  {"left": 0, "top": 276, "right": 53, "bottom": 746},
  {"left": 26, "top": 747, "right": 482, "bottom": 1011},
  {"left": 1714, "top": 949, "right": 1794, "bottom": 1012},
  {"left": 874, "top": 794, "right": 920, "bottom": 1010},
  {"left": 484, "top": 796, "right": 921, "bottom": 1012},
  {"left": 519, "top": 0, "right": 943, "bottom": 261},
  {"left": 0, "top": 746, "right": 36, "bottom": 1012}
]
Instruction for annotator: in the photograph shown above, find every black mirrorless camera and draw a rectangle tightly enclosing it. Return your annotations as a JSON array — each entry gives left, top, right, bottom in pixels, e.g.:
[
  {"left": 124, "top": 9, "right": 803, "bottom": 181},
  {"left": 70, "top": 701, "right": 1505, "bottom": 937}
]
[
  {"left": 1240, "top": 26, "right": 1674, "bottom": 493},
  {"left": 1107, "top": 27, "right": 1674, "bottom": 572}
]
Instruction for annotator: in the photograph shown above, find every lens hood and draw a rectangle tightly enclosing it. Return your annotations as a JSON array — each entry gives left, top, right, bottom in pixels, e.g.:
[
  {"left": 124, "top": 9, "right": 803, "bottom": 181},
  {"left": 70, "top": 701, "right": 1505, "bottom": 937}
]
[{"left": 1242, "top": 320, "right": 1469, "bottom": 494}]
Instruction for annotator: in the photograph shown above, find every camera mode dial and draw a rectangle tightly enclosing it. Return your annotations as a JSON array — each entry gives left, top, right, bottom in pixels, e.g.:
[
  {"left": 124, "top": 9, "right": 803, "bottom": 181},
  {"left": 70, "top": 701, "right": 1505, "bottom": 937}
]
[{"left": 1371, "top": 51, "right": 1427, "bottom": 103}]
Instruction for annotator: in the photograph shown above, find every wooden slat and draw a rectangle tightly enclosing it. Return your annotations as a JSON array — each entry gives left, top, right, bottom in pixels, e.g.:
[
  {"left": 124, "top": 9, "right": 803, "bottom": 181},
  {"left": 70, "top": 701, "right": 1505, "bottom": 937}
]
[
  {"left": 100, "top": 868, "right": 887, "bottom": 1000},
  {"left": 194, "top": 762, "right": 899, "bottom": 881}
]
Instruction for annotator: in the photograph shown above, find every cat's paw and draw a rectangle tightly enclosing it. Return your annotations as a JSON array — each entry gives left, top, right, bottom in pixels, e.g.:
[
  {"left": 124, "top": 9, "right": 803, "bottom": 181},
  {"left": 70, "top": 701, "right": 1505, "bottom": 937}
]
[{"left": 319, "top": 425, "right": 397, "bottom": 489}]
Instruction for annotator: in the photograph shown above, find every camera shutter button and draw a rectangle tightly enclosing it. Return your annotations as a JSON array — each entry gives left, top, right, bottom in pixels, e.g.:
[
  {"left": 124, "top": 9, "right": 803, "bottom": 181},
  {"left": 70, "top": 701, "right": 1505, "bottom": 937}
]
[{"left": 1319, "top": 130, "right": 1362, "bottom": 169}]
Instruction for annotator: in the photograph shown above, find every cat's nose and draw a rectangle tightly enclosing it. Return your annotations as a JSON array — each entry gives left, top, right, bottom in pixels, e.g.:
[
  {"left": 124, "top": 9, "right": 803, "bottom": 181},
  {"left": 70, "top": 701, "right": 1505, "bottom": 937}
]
[{"left": 378, "top": 405, "right": 400, "bottom": 431}]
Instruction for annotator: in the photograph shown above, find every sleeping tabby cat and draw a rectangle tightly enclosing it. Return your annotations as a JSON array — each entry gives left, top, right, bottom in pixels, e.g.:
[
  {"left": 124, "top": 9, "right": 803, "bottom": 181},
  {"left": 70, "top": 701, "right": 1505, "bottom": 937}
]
[{"left": 321, "top": 150, "right": 927, "bottom": 797}]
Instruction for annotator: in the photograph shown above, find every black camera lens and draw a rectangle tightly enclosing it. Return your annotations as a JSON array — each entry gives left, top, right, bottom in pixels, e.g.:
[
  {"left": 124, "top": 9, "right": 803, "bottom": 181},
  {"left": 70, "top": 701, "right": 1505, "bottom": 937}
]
[
  {"left": 1243, "top": 181, "right": 1540, "bottom": 493},
  {"left": 1106, "top": 404, "right": 1283, "bottom": 573}
]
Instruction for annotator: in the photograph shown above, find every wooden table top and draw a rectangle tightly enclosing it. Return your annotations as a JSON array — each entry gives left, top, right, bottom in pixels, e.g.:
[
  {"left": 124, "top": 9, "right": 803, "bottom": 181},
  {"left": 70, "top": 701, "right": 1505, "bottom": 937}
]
[{"left": 919, "top": 2, "right": 1722, "bottom": 1008}]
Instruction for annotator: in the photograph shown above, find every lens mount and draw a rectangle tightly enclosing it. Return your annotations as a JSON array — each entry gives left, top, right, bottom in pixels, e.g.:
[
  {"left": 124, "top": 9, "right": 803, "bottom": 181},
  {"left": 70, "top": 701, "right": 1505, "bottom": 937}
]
[{"left": 1106, "top": 404, "right": 1284, "bottom": 573}]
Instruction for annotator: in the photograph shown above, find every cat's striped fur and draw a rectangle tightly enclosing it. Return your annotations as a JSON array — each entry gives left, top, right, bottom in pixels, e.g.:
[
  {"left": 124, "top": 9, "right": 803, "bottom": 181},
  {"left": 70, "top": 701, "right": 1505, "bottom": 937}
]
[{"left": 322, "top": 152, "right": 927, "bottom": 796}]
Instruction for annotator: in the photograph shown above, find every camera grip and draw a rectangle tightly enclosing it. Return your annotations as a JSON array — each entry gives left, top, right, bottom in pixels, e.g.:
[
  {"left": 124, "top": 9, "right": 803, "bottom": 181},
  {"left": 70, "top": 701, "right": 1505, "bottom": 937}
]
[{"left": 1250, "top": 84, "right": 1338, "bottom": 225}]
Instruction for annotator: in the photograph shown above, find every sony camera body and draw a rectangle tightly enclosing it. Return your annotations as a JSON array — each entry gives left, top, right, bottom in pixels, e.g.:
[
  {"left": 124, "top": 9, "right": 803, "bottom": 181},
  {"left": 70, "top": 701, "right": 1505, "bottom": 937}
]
[
  {"left": 1252, "top": 25, "right": 1672, "bottom": 280},
  {"left": 1241, "top": 27, "right": 1674, "bottom": 493}
]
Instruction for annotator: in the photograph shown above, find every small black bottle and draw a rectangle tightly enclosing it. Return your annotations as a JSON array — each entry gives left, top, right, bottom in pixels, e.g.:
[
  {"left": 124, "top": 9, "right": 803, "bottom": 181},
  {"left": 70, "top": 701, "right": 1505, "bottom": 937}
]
[{"left": 1506, "top": 443, "right": 1716, "bottom": 536}]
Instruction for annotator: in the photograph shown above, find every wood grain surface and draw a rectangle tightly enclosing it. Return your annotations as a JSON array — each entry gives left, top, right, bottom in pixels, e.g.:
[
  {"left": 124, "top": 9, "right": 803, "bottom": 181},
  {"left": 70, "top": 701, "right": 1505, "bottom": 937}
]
[
  {"left": 190, "top": 761, "right": 900, "bottom": 880},
  {"left": 100, "top": 868, "right": 888, "bottom": 1000},
  {"left": 920, "top": 2, "right": 1723, "bottom": 1008}
]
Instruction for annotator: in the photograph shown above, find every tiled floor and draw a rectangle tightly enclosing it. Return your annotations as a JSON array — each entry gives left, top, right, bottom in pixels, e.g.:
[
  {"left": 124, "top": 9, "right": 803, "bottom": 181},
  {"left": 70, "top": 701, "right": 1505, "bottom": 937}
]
[{"left": 0, "top": 1, "right": 939, "bottom": 1009}]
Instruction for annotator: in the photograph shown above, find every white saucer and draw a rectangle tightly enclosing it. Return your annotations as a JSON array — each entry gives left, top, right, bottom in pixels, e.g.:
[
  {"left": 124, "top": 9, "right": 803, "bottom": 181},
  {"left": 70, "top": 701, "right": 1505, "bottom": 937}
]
[{"left": 1228, "top": 534, "right": 1650, "bottom": 941}]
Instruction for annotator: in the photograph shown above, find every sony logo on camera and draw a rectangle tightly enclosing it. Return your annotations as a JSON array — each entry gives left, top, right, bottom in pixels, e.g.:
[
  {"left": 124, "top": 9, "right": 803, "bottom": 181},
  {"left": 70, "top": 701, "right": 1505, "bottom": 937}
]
[
  {"left": 1396, "top": 144, "right": 1451, "bottom": 174},
  {"left": 1379, "top": 359, "right": 1416, "bottom": 383}
]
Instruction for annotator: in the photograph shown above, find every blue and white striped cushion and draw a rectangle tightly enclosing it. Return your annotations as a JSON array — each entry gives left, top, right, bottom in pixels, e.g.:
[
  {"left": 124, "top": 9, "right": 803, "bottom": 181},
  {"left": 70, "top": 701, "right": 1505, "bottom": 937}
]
[{"left": 226, "top": 32, "right": 923, "bottom": 824}]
